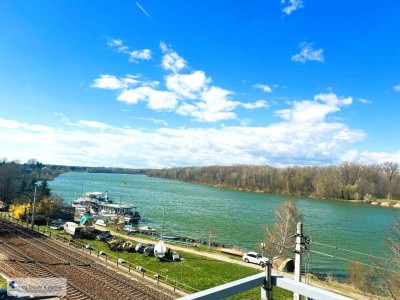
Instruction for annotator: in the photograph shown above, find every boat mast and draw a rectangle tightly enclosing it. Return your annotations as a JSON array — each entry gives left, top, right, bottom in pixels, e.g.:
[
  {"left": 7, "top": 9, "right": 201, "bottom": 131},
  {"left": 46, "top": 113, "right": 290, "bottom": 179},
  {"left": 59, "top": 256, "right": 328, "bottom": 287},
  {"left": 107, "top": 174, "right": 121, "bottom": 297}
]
[{"left": 161, "top": 205, "right": 165, "bottom": 238}]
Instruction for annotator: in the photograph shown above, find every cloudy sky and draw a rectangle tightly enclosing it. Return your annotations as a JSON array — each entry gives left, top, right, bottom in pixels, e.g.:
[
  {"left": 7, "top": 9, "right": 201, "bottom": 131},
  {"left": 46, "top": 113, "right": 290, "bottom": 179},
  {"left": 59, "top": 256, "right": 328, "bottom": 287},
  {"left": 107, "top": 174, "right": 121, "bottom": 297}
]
[{"left": 1, "top": 1, "right": 399, "bottom": 168}]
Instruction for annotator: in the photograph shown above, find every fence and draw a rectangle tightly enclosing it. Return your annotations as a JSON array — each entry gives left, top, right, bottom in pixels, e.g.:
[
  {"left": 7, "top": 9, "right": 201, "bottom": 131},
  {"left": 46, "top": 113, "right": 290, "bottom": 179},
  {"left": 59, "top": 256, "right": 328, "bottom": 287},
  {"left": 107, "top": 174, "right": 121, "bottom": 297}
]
[{"left": 177, "top": 270, "right": 353, "bottom": 300}]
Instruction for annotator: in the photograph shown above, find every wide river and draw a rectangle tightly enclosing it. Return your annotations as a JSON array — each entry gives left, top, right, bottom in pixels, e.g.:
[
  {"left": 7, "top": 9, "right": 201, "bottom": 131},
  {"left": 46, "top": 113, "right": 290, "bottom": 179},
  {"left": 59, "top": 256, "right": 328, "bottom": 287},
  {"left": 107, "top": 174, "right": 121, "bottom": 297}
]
[{"left": 49, "top": 172, "right": 400, "bottom": 279}]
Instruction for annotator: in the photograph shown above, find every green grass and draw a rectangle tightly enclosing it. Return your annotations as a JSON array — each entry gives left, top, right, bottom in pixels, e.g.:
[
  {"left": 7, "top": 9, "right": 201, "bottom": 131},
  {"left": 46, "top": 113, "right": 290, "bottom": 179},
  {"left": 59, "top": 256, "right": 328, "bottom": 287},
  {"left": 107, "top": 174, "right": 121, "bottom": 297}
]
[
  {"left": 70, "top": 237, "right": 258, "bottom": 291},
  {"left": 69, "top": 237, "right": 291, "bottom": 298}
]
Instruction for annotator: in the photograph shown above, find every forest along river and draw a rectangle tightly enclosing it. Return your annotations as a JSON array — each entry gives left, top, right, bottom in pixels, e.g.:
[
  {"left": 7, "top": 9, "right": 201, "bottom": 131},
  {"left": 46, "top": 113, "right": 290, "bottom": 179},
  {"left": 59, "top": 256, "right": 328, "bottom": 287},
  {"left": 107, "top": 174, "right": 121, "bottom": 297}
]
[{"left": 49, "top": 173, "right": 400, "bottom": 279}]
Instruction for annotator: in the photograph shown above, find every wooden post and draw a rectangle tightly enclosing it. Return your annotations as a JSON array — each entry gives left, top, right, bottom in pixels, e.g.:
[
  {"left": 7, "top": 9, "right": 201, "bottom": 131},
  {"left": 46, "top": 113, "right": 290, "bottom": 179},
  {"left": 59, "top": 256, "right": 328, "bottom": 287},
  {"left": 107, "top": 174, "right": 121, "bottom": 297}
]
[{"left": 294, "top": 222, "right": 302, "bottom": 300}]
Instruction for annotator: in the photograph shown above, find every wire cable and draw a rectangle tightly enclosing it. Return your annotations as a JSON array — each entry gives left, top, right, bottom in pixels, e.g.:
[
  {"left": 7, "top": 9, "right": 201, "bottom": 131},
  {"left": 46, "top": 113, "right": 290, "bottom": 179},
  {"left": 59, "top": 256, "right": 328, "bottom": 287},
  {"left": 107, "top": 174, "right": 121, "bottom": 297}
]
[
  {"left": 309, "top": 249, "right": 398, "bottom": 274},
  {"left": 312, "top": 241, "right": 394, "bottom": 262}
]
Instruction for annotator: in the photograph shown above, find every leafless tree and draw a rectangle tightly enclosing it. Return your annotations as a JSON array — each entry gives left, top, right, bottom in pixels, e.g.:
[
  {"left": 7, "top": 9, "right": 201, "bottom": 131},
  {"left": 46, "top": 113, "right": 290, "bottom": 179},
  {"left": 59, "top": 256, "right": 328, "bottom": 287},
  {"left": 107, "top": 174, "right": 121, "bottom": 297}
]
[
  {"left": 376, "top": 216, "right": 400, "bottom": 299},
  {"left": 263, "top": 200, "right": 303, "bottom": 259},
  {"left": 381, "top": 162, "right": 399, "bottom": 200}
]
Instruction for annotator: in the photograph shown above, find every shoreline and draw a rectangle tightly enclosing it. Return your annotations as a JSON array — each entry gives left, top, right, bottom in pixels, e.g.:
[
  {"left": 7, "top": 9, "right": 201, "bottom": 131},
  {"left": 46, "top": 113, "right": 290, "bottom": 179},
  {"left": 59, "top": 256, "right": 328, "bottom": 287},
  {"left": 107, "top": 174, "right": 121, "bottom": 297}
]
[
  {"left": 53, "top": 172, "right": 400, "bottom": 209},
  {"left": 208, "top": 182, "right": 400, "bottom": 209}
]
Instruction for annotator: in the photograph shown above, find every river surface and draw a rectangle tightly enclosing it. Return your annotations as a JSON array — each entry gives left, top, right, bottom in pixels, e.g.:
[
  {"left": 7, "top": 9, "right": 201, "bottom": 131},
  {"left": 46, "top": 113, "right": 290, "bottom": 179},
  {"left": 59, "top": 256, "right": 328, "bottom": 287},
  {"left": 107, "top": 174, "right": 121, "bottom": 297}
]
[{"left": 49, "top": 173, "right": 400, "bottom": 279}]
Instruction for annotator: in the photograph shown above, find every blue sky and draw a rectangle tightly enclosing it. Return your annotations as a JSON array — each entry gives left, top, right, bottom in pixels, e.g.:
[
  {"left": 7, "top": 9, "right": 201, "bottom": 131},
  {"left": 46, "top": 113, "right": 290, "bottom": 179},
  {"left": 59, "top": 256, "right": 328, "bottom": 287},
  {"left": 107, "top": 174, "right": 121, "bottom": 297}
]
[{"left": 0, "top": 0, "right": 399, "bottom": 168}]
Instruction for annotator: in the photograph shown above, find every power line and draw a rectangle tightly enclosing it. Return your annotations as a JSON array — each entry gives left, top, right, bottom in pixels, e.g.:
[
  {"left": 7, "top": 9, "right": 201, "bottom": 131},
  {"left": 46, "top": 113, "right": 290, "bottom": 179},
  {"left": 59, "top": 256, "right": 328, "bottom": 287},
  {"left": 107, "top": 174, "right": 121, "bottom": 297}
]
[
  {"left": 312, "top": 241, "right": 394, "bottom": 263},
  {"left": 309, "top": 249, "right": 398, "bottom": 274}
]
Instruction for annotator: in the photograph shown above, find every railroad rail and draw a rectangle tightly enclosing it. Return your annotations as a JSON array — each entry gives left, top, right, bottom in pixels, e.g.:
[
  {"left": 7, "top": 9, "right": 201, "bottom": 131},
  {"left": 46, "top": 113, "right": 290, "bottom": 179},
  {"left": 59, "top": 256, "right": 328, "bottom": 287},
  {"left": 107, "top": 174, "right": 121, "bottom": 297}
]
[{"left": 0, "top": 219, "right": 174, "bottom": 300}]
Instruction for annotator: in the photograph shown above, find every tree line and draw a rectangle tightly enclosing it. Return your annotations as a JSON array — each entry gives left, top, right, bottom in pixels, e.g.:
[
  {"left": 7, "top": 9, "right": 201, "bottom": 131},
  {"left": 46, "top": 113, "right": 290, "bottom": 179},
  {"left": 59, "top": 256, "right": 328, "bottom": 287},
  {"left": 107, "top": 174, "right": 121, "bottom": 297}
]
[
  {"left": 41, "top": 163, "right": 150, "bottom": 175},
  {"left": 0, "top": 159, "right": 55, "bottom": 205},
  {"left": 147, "top": 162, "right": 400, "bottom": 200}
]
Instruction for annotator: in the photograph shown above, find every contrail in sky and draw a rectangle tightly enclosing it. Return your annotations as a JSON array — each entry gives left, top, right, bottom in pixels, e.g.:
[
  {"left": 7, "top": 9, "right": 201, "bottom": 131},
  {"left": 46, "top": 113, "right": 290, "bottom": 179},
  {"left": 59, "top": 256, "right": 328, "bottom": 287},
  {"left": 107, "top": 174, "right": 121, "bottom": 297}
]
[{"left": 136, "top": 2, "right": 153, "bottom": 20}]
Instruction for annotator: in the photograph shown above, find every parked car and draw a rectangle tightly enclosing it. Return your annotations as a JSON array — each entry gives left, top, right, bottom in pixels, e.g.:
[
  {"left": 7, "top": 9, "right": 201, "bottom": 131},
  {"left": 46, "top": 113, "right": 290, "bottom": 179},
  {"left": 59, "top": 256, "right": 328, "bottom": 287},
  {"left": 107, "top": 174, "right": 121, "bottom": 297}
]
[
  {"left": 144, "top": 245, "right": 155, "bottom": 256},
  {"left": 242, "top": 252, "right": 269, "bottom": 266},
  {"left": 48, "top": 219, "right": 64, "bottom": 230}
]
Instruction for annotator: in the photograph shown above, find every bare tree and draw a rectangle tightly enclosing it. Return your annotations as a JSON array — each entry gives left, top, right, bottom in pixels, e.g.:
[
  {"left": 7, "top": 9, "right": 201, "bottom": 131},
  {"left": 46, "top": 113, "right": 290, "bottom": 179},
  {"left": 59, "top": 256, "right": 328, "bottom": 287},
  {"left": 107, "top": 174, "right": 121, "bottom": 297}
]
[
  {"left": 263, "top": 200, "right": 303, "bottom": 259},
  {"left": 376, "top": 216, "right": 400, "bottom": 299},
  {"left": 381, "top": 162, "right": 399, "bottom": 200}
]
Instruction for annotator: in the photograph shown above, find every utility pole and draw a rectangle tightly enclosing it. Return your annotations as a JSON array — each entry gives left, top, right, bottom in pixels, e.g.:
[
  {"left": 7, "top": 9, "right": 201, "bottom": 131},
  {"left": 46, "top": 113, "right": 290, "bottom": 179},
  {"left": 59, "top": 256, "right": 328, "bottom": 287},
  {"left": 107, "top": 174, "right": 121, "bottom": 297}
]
[
  {"left": 30, "top": 186, "right": 37, "bottom": 230},
  {"left": 293, "top": 222, "right": 303, "bottom": 300},
  {"left": 208, "top": 227, "right": 212, "bottom": 248}
]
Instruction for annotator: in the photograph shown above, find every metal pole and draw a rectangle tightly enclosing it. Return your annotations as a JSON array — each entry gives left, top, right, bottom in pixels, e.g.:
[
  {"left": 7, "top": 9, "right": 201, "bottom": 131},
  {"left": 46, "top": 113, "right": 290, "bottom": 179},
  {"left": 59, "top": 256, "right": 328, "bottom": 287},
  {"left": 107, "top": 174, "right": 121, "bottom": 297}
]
[
  {"left": 261, "top": 261, "right": 272, "bottom": 300},
  {"left": 294, "top": 222, "right": 302, "bottom": 300},
  {"left": 30, "top": 186, "right": 37, "bottom": 230},
  {"left": 180, "top": 259, "right": 185, "bottom": 287},
  {"left": 208, "top": 227, "right": 212, "bottom": 248}
]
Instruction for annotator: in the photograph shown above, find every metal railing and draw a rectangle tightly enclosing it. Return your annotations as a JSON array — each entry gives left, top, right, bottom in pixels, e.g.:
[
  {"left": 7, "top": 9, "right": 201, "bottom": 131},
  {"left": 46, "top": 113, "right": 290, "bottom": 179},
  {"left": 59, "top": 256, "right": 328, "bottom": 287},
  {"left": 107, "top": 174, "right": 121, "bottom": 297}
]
[{"left": 177, "top": 270, "right": 352, "bottom": 300}]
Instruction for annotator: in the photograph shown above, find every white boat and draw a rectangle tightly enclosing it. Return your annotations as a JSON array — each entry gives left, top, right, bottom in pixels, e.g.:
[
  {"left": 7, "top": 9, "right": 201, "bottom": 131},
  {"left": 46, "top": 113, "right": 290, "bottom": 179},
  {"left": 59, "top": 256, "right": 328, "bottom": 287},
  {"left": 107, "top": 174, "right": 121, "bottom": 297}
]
[
  {"left": 139, "top": 226, "right": 156, "bottom": 232},
  {"left": 95, "top": 219, "right": 107, "bottom": 227},
  {"left": 64, "top": 222, "right": 79, "bottom": 235},
  {"left": 71, "top": 191, "right": 141, "bottom": 223},
  {"left": 154, "top": 240, "right": 167, "bottom": 259}
]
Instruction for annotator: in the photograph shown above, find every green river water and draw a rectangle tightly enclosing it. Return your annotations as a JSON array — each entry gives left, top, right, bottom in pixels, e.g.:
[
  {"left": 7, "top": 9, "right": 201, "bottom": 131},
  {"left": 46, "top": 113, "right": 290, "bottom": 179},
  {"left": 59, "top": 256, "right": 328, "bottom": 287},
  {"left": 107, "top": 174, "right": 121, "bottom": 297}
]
[{"left": 49, "top": 172, "right": 400, "bottom": 279}]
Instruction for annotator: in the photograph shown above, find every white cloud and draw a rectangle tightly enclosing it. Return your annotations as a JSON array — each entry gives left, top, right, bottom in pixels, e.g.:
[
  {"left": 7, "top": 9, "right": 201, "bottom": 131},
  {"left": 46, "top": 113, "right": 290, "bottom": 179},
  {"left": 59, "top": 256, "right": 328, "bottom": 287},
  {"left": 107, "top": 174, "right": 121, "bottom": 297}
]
[
  {"left": 91, "top": 75, "right": 132, "bottom": 90},
  {"left": 275, "top": 93, "right": 352, "bottom": 123},
  {"left": 358, "top": 98, "right": 371, "bottom": 104},
  {"left": 107, "top": 37, "right": 152, "bottom": 63},
  {"left": 117, "top": 87, "right": 178, "bottom": 110},
  {"left": 94, "top": 40, "right": 324, "bottom": 123},
  {"left": 0, "top": 118, "right": 22, "bottom": 129},
  {"left": 133, "top": 117, "right": 168, "bottom": 127},
  {"left": 95, "top": 41, "right": 269, "bottom": 122},
  {"left": 254, "top": 84, "right": 273, "bottom": 93},
  {"left": 165, "top": 71, "right": 209, "bottom": 99},
  {"left": 241, "top": 100, "right": 269, "bottom": 110},
  {"left": 91, "top": 74, "right": 159, "bottom": 92},
  {"left": 77, "top": 120, "right": 111, "bottom": 130},
  {"left": 160, "top": 41, "right": 187, "bottom": 73},
  {"left": 282, "top": 0, "right": 303, "bottom": 15},
  {"left": 393, "top": 85, "right": 400, "bottom": 92},
  {"left": 107, "top": 38, "right": 123, "bottom": 47},
  {"left": 176, "top": 86, "right": 240, "bottom": 122},
  {"left": 292, "top": 42, "right": 324, "bottom": 64},
  {"left": 341, "top": 150, "right": 400, "bottom": 165},
  {"left": 129, "top": 49, "right": 152, "bottom": 63},
  {"left": 0, "top": 109, "right": 373, "bottom": 168}
]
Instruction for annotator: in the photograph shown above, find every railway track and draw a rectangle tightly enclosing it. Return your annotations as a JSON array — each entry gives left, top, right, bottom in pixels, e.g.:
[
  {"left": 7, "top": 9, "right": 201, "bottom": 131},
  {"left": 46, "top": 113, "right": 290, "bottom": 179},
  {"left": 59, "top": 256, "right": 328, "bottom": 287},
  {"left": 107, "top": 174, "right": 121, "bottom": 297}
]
[{"left": 0, "top": 219, "right": 175, "bottom": 300}]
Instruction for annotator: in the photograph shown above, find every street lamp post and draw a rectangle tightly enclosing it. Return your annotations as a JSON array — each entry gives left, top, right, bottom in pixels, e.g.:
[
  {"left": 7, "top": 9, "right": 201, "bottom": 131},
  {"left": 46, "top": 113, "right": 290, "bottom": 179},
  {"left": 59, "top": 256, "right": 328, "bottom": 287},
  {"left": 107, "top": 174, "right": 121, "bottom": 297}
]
[
  {"left": 180, "top": 258, "right": 185, "bottom": 287},
  {"left": 30, "top": 186, "right": 37, "bottom": 230}
]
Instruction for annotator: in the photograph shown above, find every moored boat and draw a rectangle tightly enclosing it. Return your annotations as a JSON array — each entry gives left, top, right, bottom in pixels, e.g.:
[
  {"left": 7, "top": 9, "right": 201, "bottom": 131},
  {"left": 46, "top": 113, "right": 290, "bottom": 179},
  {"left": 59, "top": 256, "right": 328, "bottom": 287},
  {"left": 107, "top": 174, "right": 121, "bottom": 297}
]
[
  {"left": 71, "top": 191, "right": 141, "bottom": 223},
  {"left": 154, "top": 240, "right": 167, "bottom": 259},
  {"left": 64, "top": 222, "right": 79, "bottom": 235}
]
